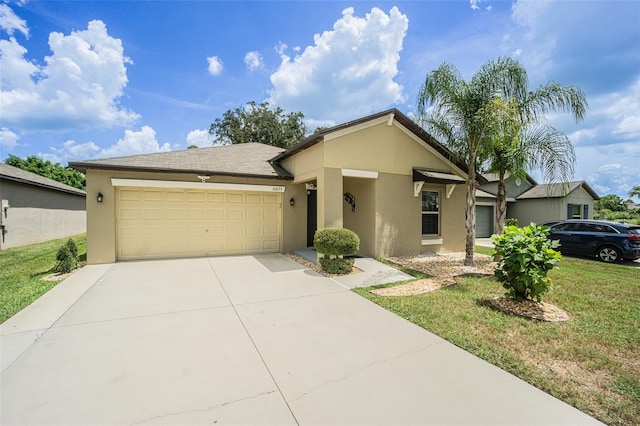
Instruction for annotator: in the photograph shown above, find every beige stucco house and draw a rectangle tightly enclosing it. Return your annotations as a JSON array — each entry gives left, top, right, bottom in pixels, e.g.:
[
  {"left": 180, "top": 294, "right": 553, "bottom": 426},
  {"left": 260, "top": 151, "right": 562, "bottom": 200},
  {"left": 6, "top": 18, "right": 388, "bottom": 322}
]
[
  {"left": 0, "top": 163, "right": 86, "bottom": 250},
  {"left": 476, "top": 174, "right": 599, "bottom": 236},
  {"left": 71, "top": 109, "right": 473, "bottom": 264}
]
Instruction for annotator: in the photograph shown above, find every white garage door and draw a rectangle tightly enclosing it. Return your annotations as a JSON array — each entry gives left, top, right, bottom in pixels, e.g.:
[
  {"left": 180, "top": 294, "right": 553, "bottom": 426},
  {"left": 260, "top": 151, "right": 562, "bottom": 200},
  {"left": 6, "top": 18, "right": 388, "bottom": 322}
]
[{"left": 116, "top": 187, "right": 282, "bottom": 261}]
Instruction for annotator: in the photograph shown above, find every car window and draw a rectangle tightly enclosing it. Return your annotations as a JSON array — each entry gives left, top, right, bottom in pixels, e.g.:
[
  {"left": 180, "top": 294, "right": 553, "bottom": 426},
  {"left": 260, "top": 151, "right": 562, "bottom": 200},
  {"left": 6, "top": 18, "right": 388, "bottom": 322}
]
[
  {"left": 576, "top": 223, "right": 598, "bottom": 232},
  {"left": 552, "top": 222, "right": 577, "bottom": 231},
  {"left": 595, "top": 225, "right": 616, "bottom": 233}
]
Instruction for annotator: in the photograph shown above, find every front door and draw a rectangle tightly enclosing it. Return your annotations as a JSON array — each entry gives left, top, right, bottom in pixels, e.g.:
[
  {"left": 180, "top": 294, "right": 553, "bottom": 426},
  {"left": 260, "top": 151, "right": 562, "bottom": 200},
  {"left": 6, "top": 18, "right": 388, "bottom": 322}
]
[{"left": 307, "top": 189, "right": 317, "bottom": 247}]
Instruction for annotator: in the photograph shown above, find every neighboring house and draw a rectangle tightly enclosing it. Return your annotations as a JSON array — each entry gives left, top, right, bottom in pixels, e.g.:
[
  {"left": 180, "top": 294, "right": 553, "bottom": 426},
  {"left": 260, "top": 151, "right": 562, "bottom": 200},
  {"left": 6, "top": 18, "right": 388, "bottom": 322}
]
[
  {"left": 70, "top": 109, "right": 475, "bottom": 264},
  {"left": 477, "top": 174, "right": 599, "bottom": 236},
  {"left": 0, "top": 163, "right": 86, "bottom": 250},
  {"left": 509, "top": 181, "right": 599, "bottom": 225}
]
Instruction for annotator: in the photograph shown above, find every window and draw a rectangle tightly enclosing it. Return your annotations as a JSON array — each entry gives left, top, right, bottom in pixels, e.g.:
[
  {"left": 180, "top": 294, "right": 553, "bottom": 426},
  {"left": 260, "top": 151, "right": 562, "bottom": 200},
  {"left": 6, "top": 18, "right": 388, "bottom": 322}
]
[
  {"left": 421, "top": 191, "right": 439, "bottom": 235},
  {"left": 571, "top": 204, "right": 583, "bottom": 219}
]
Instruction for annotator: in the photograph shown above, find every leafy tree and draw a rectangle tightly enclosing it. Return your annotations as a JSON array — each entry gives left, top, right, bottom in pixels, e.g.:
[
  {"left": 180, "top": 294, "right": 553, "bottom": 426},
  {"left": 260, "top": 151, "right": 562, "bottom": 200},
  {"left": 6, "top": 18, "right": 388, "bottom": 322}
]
[
  {"left": 630, "top": 186, "right": 640, "bottom": 200},
  {"left": 4, "top": 155, "right": 86, "bottom": 190},
  {"left": 187, "top": 144, "right": 199, "bottom": 149},
  {"left": 417, "top": 58, "right": 531, "bottom": 266},
  {"left": 596, "top": 194, "right": 626, "bottom": 212},
  {"left": 209, "top": 101, "right": 307, "bottom": 148},
  {"left": 481, "top": 78, "right": 586, "bottom": 235}
]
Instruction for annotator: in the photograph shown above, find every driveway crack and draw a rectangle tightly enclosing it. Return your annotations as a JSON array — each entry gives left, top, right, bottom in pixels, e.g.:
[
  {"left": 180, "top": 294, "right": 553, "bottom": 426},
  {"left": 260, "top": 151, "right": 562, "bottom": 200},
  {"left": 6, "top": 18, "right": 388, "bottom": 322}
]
[
  {"left": 129, "top": 389, "right": 278, "bottom": 425},
  {"left": 291, "top": 343, "right": 443, "bottom": 402}
]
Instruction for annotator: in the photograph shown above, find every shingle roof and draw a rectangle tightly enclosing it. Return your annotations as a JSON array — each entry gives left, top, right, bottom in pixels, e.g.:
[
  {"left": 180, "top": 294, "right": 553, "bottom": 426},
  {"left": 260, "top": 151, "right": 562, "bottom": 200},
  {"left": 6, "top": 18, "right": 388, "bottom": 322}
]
[
  {"left": 516, "top": 181, "right": 599, "bottom": 200},
  {"left": 0, "top": 163, "right": 86, "bottom": 196},
  {"left": 69, "top": 143, "right": 292, "bottom": 180}
]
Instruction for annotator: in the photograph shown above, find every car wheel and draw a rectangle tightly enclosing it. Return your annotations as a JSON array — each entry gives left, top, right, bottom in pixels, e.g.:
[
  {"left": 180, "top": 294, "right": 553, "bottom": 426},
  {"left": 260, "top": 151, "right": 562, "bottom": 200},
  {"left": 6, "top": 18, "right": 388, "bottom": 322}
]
[{"left": 597, "top": 246, "right": 621, "bottom": 263}]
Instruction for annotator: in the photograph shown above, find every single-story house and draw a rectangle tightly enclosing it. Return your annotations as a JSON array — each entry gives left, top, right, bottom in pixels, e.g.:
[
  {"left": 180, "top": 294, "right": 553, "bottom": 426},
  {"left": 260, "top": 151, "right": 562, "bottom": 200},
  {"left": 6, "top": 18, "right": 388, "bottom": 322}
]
[
  {"left": 476, "top": 173, "right": 599, "bottom": 236},
  {"left": 71, "top": 109, "right": 476, "bottom": 264},
  {"left": 0, "top": 163, "right": 86, "bottom": 250}
]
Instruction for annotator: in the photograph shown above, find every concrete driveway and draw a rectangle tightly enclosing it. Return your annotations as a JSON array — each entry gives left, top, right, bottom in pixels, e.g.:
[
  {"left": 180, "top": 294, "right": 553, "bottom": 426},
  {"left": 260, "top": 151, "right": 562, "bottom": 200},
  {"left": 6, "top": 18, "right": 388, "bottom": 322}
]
[{"left": 1, "top": 255, "right": 601, "bottom": 425}]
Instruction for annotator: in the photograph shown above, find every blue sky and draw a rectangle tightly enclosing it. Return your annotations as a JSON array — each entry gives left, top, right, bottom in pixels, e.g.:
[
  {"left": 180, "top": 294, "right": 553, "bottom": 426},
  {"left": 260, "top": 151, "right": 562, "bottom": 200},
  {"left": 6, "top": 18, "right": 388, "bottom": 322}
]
[{"left": 1, "top": 0, "right": 638, "bottom": 198}]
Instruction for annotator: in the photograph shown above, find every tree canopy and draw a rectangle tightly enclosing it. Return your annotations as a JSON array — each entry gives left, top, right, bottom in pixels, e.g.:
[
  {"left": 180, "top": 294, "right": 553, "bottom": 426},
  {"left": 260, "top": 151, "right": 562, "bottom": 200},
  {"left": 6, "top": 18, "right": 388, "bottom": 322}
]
[
  {"left": 4, "top": 155, "right": 86, "bottom": 190},
  {"left": 209, "top": 101, "right": 307, "bottom": 149}
]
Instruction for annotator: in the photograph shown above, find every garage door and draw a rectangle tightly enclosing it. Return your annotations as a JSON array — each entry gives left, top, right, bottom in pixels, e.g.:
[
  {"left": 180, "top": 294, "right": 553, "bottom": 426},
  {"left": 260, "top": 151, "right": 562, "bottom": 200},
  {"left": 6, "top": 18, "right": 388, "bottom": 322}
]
[
  {"left": 476, "top": 205, "right": 494, "bottom": 238},
  {"left": 116, "top": 187, "right": 282, "bottom": 260}
]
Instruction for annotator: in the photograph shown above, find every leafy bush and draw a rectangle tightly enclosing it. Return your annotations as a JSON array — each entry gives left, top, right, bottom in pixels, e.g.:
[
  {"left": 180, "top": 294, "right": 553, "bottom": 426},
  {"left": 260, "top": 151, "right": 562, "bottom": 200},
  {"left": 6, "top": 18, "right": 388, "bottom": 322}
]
[
  {"left": 65, "top": 238, "right": 78, "bottom": 259},
  {"left": 314, "top": 228, "right": 359, "bottom": 275},
  {"left": 491, "top": 223, "right": 562, "bottom": 301},
  {"left": 505, "top": 218, "right": 518, "bottom": 228},
  {"left": 314, "top": 228, "right": 359, "bottom": 256},
  {"left": 54, "top": 246, "right": 78, "bottom": 274},
  {"left": 319, "top": 257, "right": 355, "bottom": 275}
]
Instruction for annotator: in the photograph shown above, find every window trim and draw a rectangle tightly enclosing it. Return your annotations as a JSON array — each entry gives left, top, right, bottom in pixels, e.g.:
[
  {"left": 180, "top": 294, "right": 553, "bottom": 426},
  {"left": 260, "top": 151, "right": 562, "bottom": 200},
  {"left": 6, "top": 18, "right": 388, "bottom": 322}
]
[{"left": 421, "top": 190, "right": 441, "bottom": 236}]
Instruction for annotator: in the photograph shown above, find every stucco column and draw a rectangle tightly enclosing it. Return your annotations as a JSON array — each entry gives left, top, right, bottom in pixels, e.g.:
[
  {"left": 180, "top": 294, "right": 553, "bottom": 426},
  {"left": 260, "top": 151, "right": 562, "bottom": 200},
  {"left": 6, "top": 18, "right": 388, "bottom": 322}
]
[{"left": 317, "top": 167, "right": 343, "bottom": 230}]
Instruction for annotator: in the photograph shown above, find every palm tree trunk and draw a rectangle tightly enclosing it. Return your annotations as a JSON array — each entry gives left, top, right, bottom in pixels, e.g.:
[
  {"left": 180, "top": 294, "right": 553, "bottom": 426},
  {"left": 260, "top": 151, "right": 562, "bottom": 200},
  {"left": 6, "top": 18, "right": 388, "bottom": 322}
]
[
  {"left": 495, "top": 177, "right": 507, "bottom": 235},
  {"left": 464, "top": 155, "right": 476, "bottom": 267}
]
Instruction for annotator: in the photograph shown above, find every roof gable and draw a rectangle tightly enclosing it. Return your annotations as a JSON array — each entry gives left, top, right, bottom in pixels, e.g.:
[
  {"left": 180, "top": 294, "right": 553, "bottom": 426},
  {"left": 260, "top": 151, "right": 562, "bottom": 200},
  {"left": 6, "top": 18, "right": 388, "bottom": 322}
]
[
  {"left": 0, "top": 163, "right": 86, "bottom": 196},
  {"left": 271, "top": 108, "right": 480, "bottom": 182},
  {"left": 516, "top": 181, "right": 599, "bottom": 200},
  {"left": 70, "top": 143, "right": 292, "bottom": 180}
]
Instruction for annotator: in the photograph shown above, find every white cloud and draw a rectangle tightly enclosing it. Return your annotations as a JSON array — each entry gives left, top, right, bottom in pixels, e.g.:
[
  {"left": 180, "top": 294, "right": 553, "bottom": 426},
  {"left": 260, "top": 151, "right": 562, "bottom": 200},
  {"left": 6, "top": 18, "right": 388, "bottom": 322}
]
[
  {"left": 244, "top": 51, "right": 263, "bottom": 71},
  {"left": 206, "top": 55, "right": 223, "bottom": 75},
  {"left": 274, "top": 41, "right": 287, "bottom": 55},
  {"left": 186, "top": 129, "right": 213, "bottom": 148},
  {"left": 268, "top": 6, "right": 408, "bottom": 123},
  {"left": 38, "top": 126, "right": 172, "bottom": 163},
  {"left": 0, "top": 127, "right": 19, "bottom": 151},
  {"left": 0, "top": 4, "right": 29, "bottom": 37},
  {"left": 0, "top": 17, "right": 139, "bottom": 132}
]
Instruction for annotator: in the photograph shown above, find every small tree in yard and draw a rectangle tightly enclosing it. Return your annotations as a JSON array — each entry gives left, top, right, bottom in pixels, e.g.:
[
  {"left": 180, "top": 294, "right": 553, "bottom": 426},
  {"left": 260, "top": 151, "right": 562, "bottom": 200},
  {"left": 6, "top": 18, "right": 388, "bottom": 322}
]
[
  {"left": 54, "top": 239, "right": 79, "bottom": 274},
  {"left": 314, "top": 228, "right": 360, "bottom": 275},
  {"left": 491, "top": 223, "right": 562, "bottom": 301}
]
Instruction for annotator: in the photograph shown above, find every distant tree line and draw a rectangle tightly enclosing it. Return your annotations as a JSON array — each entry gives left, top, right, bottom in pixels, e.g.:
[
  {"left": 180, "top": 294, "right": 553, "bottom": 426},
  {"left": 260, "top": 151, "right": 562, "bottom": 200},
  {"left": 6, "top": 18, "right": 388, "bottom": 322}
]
[{"left": 4, "top": 155, "right": 86, "bottom": 190}]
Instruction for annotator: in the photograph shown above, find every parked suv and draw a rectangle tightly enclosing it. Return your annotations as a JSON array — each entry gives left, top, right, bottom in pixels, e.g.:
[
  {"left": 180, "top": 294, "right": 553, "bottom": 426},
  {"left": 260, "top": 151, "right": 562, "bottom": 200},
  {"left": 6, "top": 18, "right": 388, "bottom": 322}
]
[{"left": 547, "top": 220, "right": 640, "bottom": 263}]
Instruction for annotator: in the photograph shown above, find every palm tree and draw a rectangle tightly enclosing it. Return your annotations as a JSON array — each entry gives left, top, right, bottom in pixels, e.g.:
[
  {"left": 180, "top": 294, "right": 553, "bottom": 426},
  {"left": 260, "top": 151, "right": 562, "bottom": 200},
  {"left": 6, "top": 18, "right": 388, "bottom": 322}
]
[
  {"left": 417, "top": 58, "right": 530, "bottom": 266},
  {"left": 418, "top": 57, "right": 587, "bottom": 265},
  {"left": 630, "top": 186, "right": 640, "bottom": 200},
  {"left": 482, "top": 95, "right": 583, "bottom": 235}
]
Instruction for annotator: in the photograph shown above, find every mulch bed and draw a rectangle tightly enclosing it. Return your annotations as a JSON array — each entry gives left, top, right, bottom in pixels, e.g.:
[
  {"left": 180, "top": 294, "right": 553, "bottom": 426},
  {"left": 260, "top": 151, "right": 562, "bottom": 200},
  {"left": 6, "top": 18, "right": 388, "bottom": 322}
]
[
  {"left": 488, "top": 297, "right": 570, "bottom": 322},
  {"left": 286, "top": 253, "right": 362, "bottom": 277}
]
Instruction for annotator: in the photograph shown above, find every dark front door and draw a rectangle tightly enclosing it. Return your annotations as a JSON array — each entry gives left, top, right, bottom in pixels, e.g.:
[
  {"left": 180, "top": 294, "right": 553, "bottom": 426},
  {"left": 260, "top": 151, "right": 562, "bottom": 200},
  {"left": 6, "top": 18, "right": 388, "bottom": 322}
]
[{"left": 307, "top": 189, "right": 317, "bottom": 247}]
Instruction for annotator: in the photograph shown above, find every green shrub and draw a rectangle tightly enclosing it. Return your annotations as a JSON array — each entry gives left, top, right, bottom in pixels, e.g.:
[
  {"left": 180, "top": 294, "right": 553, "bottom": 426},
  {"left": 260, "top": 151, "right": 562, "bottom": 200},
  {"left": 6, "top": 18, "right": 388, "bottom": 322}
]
[
  {"left": 65, "top": 238, "right": 78, "bottom": 259},
  {"left": 314, "top": 228, "right": 359, "bottom": 256},
  {"left": 491, "top": 223, "right": 562, "bottom": 302},
  {"left": 505, "top": 218, "right": 518, "bottom": 228},
  {"left": 54, "top": 245, "right": 78, "bottom": 274},
  {"left": 314, "top": 228, "right": 359, "bottom": 275},
  {"left": 319, "top": 257, "right": 355, "bottom": 275}
]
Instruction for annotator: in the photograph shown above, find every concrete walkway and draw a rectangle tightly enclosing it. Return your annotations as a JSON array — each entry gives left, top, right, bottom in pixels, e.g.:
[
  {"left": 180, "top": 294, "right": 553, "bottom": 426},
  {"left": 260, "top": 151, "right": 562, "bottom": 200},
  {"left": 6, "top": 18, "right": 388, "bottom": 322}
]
[{"left": 1, "top": 255, "right": 601, "bottom": 425}]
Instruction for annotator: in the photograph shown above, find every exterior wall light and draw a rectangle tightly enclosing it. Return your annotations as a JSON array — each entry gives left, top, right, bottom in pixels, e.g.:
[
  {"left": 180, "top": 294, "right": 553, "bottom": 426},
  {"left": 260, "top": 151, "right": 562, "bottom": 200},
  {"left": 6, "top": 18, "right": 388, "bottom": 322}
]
[
  {"left": 290, "top": 197, "right": 295, "bottom": 206},
  {"left": 97, "top": 192, "right": 103, "bottom": 203}
]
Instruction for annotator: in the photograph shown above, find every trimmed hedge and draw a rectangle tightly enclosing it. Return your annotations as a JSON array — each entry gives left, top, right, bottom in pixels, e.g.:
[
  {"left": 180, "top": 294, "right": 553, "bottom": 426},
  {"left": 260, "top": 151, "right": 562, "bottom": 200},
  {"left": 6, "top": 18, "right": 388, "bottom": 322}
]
[
  {"left": 319, "top": 257, "right": 355, "bottom": 275},
  {"left": 313, "top": 228, "right": 359, "bottom": 256},
  {"left": 314, "top": 228, "right": 359, "bottom": 275}
]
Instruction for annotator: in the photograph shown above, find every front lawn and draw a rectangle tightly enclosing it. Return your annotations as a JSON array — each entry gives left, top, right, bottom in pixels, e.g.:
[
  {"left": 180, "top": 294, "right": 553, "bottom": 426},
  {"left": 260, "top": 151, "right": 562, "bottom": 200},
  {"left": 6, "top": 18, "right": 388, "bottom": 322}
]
[
  {"left": 355, "top": 246, "right": 640, "bottom": 426},
  {"left": 0, "top": 234, "right": 86, "bottom": 324}
]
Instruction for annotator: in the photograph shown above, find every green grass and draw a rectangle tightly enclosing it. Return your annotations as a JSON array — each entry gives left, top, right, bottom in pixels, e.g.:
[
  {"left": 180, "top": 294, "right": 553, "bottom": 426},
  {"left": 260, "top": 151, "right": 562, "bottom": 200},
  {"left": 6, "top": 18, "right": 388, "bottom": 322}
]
[
  {"left": 356, "top": 246, "right": 640, "bottom": 425},
  {"left": 0, "top": 234, "right": 86, "bottom": 324}
]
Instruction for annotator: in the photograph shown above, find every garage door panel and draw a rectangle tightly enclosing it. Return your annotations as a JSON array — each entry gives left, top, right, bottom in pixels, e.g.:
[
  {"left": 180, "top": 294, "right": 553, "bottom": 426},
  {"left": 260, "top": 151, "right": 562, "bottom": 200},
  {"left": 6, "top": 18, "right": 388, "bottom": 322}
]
[{"left": 117, "top": 188, "right": 282, "bottom": 260}]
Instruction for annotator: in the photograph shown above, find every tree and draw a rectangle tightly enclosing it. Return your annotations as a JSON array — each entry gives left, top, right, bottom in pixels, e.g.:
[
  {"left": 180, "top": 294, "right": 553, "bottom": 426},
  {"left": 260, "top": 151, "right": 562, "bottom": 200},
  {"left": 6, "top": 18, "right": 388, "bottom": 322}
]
[
  {"left": 630, "top": 186, "right": 640, "bottom": 200},
  {"left": 417, "top": 58, "right": 531, "bottom": 266},
  {"left": 4, "top": 155, "right": 86, "bottom": 190},
  {"left": 209, "top": 101, "right": 307, "bottom": 148},
  {"left": 481, "top": 75, "right": 586, "bottom": 235},
  {"left": 596, "top": 194, "right": 626, "bottom": 212}
]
